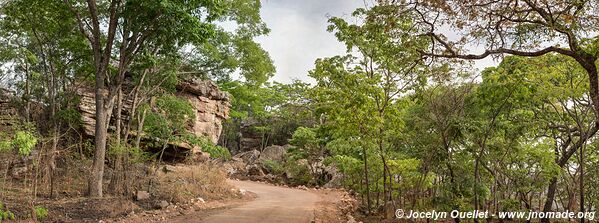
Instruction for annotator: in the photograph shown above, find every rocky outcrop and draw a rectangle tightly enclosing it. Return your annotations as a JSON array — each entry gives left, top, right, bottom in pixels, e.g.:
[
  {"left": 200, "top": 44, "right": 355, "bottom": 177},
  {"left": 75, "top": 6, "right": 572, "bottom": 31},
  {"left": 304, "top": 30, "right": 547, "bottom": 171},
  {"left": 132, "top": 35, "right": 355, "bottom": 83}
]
[
  {"left": 76, "top": 79, "right": 230, "bottom": 144},
  {"left": 75, "top": 84, "right": 107, "bottom": 136},
  {"left": 0, "top": 88, "right": 18, "bottom": 126},
  {"left": 176, "top": 79, "right": 230, "bottom": 143},
  {"left": 227, "top": 119, "right": 264, "bottom": 153}
]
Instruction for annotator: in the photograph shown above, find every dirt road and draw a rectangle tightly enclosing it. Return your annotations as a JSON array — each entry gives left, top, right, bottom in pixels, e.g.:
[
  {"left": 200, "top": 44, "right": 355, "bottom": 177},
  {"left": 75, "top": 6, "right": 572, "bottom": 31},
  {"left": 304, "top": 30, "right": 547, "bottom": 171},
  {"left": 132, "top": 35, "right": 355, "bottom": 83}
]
[{"left": 177, "top": 180, "right": 321, "bottom": 223}]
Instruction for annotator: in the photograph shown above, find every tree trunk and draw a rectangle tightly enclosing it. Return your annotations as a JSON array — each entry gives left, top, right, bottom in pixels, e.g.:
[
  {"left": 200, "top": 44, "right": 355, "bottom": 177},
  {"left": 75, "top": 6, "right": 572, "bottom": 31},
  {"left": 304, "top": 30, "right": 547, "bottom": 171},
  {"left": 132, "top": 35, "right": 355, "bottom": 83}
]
[
  {"left": 362, "top": 145, "right": 371, "bottom": 214},
  {"left": 49, "top": 128, "right": 58, "bottom": 198},
  {"left": 540, "top": 177, "right": 558, "bottom": 223},
  {"left": 109, "top": 89, "right": 124, "bottom": 194},
  {"left": 88, "top": 71, "right": 108, "bottom": 197},
  {"left": 579, "top": 144, "right": 585, "bottom": 223}
]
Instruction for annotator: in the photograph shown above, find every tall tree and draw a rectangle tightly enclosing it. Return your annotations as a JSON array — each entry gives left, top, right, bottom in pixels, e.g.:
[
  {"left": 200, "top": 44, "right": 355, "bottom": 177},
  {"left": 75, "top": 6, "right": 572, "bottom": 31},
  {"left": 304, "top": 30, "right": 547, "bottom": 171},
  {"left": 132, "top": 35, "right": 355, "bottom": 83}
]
[
  {"left": 310, "top": 4, "right": 428, "bottom": 214},
  {"left": 378, "top": 1, "right": 598, "bottom": 221},
  {"left": 62, "top": 0, "right": 232, "bottom": 197}
]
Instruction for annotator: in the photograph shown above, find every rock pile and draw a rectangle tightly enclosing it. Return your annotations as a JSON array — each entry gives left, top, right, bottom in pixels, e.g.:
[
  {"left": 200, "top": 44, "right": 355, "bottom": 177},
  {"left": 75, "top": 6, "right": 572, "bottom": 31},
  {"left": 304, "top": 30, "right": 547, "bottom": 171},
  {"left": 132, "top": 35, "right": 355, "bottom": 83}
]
[
  {"left": 224, "top": 147, "right": 278, "bottom": 180},
  {"left": 224, "top": 144, "right": 343, "bottom": 187}
]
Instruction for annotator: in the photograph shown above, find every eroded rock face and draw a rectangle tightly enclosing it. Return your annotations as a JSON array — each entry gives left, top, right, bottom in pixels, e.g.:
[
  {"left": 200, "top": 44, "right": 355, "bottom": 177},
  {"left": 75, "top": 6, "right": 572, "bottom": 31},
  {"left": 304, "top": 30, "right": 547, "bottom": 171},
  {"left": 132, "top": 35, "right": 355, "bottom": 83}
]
[
  {"left": 74, "top": 84, "right": 105, "bottom": 136},
  {"left": 176, "top": 79, "right": 230, "bottom": 144},
  {"left": 77, "top": 79, "right": 230, "bottom": 144},
  {"left": 0, "top": 88, "right": 18, "bottom": 124}
]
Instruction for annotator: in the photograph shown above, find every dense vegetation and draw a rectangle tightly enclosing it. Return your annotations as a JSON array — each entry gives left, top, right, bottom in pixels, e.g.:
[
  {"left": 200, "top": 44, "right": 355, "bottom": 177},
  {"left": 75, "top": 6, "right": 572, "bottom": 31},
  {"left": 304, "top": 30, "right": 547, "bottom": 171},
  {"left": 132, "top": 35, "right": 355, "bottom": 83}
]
[{"left": 1, "top": 0, "right": 598, "bottom": 222}]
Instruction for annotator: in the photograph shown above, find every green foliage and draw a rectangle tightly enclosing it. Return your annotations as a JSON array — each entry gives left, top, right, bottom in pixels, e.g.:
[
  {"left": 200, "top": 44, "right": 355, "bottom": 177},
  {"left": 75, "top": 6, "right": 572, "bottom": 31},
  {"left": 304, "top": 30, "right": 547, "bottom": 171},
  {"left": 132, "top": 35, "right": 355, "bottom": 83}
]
[
  {"left": 33, "top": 206, "right": 48, "bottom": 221},
  {"left": 0, "top": 202, "right": 15, "bottom": 222},
  {"left": 13, "top": 131, "right": 37, "bottom": 156},
  {"left": 54, "top": 108, "right": 83, "bottom": 128},
  {"left": 0, "top": 138, "right": 11, "bottom": 152},
  {"left": 283, "top": 160, "right": 313, "bottom": 186},
  {"left": 201, "top": 144, "right": 231, "bottom": 160},
  {"left": 183, "top": 134, "right": 231, "bottom": 160},
  {"left": 262, "top": 159, "right": 284, "bottom": 175},
  {"left": 144, "top": 94, "right": 195, "bottom": 141},
  {"left": 0, "top": 130, "right": 38, "bottom": 156},
  {"left": 289, "top": 127, "right": 317, "bottom": 148},
  {"left": 108, "top": 143, "right": 151, "bottom": 163}
]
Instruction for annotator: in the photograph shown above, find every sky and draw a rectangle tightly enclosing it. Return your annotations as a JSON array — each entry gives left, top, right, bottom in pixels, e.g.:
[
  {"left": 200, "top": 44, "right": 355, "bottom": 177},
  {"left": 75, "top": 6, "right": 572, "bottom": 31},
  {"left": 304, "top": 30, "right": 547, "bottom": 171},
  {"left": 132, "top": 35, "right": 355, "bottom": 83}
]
[
  {"left": 255, "top": 0, "right": 364, "bottom": 84},
  {"left": 255, "top": 0, "right": 498, "bottom": 84}
]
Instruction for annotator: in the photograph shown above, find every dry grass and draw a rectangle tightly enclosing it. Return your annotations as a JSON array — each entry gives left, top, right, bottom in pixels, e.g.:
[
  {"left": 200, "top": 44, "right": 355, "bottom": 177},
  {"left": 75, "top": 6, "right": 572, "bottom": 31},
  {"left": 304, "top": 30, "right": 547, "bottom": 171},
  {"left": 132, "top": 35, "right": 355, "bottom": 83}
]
[{"left": 155, "top": 163, "right": 240, "bottom": 204}]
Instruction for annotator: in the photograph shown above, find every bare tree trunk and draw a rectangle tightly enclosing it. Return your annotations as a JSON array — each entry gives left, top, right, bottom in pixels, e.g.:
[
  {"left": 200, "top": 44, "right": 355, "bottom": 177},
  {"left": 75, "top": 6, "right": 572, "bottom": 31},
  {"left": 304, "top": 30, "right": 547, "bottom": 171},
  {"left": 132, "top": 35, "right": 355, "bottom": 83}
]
[
  {"left": 541, "top": 177, "right": 558, "bottom": 223},
  {"left": 109, "top": 88, "right": 123, "bottom": 194},
  {"left": 579, "top": 144, "right": 585, "bottom": 223},
  {"left": 135, "top": 108, "right": 147, "bottom": 150},
  {"left": 49, "top": 128, "right": 58, "bottom": 198},
  {"left": 88, "top": 70, "right": 108, "bottom": 197},
  {"left": 362, "top": 145, "right": 371, "bottom": 214}
]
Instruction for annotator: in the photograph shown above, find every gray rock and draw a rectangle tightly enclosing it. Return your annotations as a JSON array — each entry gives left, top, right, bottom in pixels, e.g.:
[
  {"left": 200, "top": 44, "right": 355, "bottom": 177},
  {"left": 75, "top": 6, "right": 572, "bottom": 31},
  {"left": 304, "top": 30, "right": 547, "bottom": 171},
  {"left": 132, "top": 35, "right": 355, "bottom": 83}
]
[
  {"left": 162, "top": 165, "right": 178, "bottom": 173},
  {"left": 258, "top": 145, "right": 287, "bottom": 162},
  {"left": 346, "top": 214, "right": 357, "bottom": 223},
  {"left": 154, "top": 200, "right": 169, "bottom": 209}
]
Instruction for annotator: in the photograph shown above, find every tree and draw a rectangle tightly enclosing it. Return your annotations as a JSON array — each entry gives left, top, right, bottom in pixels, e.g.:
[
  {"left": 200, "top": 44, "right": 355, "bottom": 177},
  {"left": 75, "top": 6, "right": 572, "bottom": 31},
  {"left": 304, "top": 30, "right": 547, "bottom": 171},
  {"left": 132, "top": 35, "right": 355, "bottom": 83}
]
[
  {"left": 405, "top": 0, "right": 598, "bottom": 112},
  {"left": 309, "top": 4, "right": 428, "bottom": 214},
  {"left": 377, "top": 1, "right": 598, "bottom": 221},
  {"left": 61, "top": 0, "right": 271, "bottom": 197},
  {"left": 480, "top": 55, "right": 594, "bottom": 221},
  {"left": 0, "top": 0, "right": 90, "bottom": 197}
]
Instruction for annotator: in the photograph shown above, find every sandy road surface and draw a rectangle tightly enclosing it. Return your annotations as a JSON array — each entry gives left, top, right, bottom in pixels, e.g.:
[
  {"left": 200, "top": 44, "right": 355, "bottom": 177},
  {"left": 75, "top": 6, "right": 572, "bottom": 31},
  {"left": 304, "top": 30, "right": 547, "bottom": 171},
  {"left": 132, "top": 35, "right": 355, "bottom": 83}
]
[{"left": 176, "top": 180, "right": 321, "bottom": 223}]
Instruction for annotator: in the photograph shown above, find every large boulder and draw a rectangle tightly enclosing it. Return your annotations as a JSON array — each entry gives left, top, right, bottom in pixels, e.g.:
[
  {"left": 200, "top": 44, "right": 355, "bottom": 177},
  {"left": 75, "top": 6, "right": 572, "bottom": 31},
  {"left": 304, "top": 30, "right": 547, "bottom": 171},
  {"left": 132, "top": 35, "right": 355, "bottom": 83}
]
[
  {"left": 223, "top": 159, "right": 247, "bottom": 175},
  {"left": 258, "top": 145, "right": 288, "bottom": 162},
  {"left": 323, "top": 164, "right": 343, "bottom": 188}
]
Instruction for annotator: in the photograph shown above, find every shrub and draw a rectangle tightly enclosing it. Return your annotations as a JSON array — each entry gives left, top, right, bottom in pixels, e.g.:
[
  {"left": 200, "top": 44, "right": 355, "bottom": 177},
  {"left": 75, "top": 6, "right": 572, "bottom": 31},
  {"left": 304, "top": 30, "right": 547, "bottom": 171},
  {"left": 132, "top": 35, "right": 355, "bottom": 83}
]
[
  {"left": 0, "top": 202, "right": 15, "bottom": 222},
  {"left": 0, "top": 130, "right": 38, "bottom": 156},
  {"left": 283, "top": 160, "right": 313, "bottom": 186},
  {"left": 183, "top": 134, "right": 231, "bottom": 160},
  {"left": 202, "top": 145, "right": 231, "bottom": 160},
  {"left": 33, "top": 206, "right": 48, "bottom": 221},
  {"left": 263, "top": 159, "right": 284, "bottom": 175}
]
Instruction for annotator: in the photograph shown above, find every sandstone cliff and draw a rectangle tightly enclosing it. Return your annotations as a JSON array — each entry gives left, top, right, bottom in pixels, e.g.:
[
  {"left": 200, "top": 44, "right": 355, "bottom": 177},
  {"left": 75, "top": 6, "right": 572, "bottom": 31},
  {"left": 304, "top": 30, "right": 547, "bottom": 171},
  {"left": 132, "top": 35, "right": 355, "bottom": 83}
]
[
  {"left": 77, "top": 79, "right": 230, "bottom": 145},
  {"left": 0, "top": 88, "right": 18, "bottom": 127},
  {"left": 176, "top": 79, "right": 230, "bottom": 143}
]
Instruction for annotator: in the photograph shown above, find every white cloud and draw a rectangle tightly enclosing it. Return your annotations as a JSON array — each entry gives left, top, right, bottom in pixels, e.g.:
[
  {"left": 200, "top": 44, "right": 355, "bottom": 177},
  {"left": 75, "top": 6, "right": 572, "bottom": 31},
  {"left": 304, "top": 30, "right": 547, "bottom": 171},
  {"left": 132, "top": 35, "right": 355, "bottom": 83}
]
[
  {"left": 256, "top": 0, "right": 363, "bottom": 84},
  {"left": 256, "top": 1, "right": 498, "bottom": 84}
]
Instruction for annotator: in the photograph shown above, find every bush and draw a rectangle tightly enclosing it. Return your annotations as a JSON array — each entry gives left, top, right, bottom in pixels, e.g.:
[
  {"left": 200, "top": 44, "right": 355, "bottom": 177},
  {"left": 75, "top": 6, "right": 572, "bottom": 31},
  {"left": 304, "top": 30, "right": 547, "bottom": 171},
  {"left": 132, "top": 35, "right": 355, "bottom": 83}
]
[
  {"left": 0, "top": 130, "right": 38, "bottom": 156},
  {"left": 183, "top": 134, "right": 231, "bottom": 160},
  {"left": 34, "top": 206, "right": 48, "bottom": 221},
  {"left": 0, "top": 202, "right": 15, "bottom": 222},
  {"left": 202, "top": 144, "right": 231, "bottom": 160},
  {"left": 283, "top": 160, "right": 313, "bottom": 186},
  {"left": 263, "top": 159, "right": 284, "bottom": 175},
  {"left": 108, "top": 143, "right": 151, "bottom": 163}
]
